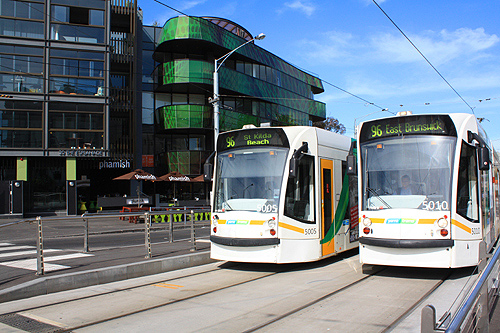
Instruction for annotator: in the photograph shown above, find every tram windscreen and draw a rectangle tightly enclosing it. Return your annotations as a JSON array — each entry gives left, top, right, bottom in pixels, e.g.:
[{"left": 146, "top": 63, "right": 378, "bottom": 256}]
[
  {"left": 214, "top": 147, "right": 288, "bottom": 213},
  {"left": 360, "top": 136, "right": 455, "bottom": 211}
]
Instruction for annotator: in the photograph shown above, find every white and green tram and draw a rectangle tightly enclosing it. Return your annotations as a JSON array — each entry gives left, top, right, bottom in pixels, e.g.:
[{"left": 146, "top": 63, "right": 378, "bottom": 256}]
[
  {"left": 357, "top": 112, "right": 500, "bottom": 268},
  {"left": 208, "top": 125, "right": 358, "bottom": 263}
]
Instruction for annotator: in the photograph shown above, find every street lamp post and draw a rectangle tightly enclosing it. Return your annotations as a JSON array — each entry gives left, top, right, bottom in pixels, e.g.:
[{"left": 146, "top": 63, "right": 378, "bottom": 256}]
[{"left": 212, "top": 33, "right": 265, "bottom": 149}]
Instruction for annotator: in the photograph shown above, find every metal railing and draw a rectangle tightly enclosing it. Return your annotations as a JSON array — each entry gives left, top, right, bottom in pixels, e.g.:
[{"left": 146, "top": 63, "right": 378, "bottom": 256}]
[
  {"left": 0, "top": 208, "right": 211, "bottom": 276},
  {"left": 421, "top": 242, "right": 500, "bottom": 332}
]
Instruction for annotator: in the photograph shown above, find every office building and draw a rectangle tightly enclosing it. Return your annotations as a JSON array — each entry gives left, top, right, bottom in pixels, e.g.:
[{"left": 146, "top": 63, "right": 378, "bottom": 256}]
[{"left": 0, "top": 3, "right": 325, "bottom": 214}]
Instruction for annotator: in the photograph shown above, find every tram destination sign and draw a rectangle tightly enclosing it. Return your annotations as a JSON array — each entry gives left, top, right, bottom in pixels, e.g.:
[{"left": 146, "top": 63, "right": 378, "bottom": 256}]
[
  {"left": 218, "top": 128, "right": 290, "bottom": 152},
  {"left": 359, "top": 114, "right": 457, "bottom": 142}
]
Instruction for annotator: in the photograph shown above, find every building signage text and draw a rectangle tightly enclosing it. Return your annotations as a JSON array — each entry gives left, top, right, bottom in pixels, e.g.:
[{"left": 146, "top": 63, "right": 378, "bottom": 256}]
[
  {"left": 99, "top": 160, "right": 131, "bottom": 169},
  {"left": 59, "top": 149, "right": 108, "bottom": 157}
]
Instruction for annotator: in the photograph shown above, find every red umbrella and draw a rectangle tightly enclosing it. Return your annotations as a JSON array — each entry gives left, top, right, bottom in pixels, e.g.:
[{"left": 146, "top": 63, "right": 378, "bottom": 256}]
[
  {"left": 190, "top": 174, "right": 208, "bottom": 182},
  {"left": 113, "top": 169, "right": 160, "bottom": 182},
  {"left": 159, "top": 171, "right": 191, "bottom": 182}
]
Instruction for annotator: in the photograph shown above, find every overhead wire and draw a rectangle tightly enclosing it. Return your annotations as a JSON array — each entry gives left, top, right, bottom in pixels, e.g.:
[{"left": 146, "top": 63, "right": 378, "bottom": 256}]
[
  {"left": 372, "top": 0, "right": 475, "bottom": 114},
  {"left": 2, "top": 0, "right": 393, "bottom": 128}
]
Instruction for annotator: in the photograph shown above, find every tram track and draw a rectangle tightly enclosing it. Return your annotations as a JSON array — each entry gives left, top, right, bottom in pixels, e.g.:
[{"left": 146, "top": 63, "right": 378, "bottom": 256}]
[
  {"left": 0, "top": 259, "right": 318, "bottom": 332},
  {"left": 242, "top": 267, "right": 453, "bottom": 332},
  {"left": 0, "top": 252, "right": 457, "bottom": 332}
]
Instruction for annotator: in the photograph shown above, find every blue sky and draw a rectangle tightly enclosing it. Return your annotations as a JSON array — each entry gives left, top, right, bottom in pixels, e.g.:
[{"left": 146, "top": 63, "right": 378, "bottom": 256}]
[{"left": 138, "top": 0, "right": 500, "bottom": 147}]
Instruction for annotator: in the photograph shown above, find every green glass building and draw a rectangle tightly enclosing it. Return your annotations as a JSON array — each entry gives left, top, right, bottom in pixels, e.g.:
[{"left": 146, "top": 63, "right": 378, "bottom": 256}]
[{"left": 152, "top": 16, "right": 326, "bottom": 177}]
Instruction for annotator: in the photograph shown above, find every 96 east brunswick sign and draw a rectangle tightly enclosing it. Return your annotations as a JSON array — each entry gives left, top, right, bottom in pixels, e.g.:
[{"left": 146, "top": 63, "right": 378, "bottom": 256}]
[{"left": 360, "top": 115, "right": 457, "bottom": 141}]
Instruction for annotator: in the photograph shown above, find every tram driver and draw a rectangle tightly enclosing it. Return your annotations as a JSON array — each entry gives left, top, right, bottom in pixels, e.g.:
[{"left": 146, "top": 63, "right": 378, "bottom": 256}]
[{"left": 395, "top": 174, "right": 418, "bottom": 195}]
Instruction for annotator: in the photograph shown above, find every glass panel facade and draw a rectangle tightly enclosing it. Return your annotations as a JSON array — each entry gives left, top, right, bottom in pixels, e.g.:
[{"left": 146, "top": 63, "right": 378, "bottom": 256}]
[
  {"left": 0, "top": 111, "right": 42, "bottom": 128},
  {"left": 156, "top": 105, "right": 212, "bottom": 129},
  {"left": 0, "top": 73, "right": 43, "bottom": 93},
  {"left": 50, "top": 23, "right": 104, "bottom": 43},
  {"left": 51, "top": 0, "right": 106, "bottom": 10},
  {"left": 50, "top": 57, "right": 104, "bottom": 77},
  {"left": 0, "top": 129, "right": 42, "bottom": 148},
  {"left": 49, "top": 77, "right": 104, "bottom": 95},
  {"left": 47, "top": 102, "right": 104, "bottom": 148},
  {"left": 0, "top": 1, "right": 44, "bottom": 20},
  {"left": 0, "top": 18, "right": 44, "bottom": 38}
]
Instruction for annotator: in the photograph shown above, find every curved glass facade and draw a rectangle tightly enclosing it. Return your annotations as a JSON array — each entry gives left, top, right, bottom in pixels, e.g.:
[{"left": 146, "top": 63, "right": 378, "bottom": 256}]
[{"left": 153, "top": 16, "right": 326, "bottom": 175}]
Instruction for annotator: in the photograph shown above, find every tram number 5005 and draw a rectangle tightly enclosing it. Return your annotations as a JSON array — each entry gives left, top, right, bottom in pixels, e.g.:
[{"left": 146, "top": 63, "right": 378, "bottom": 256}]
[
  {"left": 305, "top": 228, "right": 317, "bottom": 235},
  {"left": 257, "top": 204, "right": 278, "bottom": 213},
  {"left": 422, "top": 200, "right": 449, "bottom": 211}
]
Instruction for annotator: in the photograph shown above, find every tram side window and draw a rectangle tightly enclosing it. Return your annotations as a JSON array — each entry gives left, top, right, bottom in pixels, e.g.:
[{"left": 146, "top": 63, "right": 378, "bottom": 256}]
[
  {"left": 456, "top": 141, "right": 479, "bottom": 222},
  {"left": 284, "top": 155, "right": 315, "bottom": 223}
]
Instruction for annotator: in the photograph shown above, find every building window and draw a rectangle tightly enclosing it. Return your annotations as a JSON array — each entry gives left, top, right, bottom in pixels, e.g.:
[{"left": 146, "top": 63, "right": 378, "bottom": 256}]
[
  {"left": 49, "top": 77, "right": 104, "bottom": 95},
  {"left": 48, "top": 101, "right": 104, "bottom": 148},
  {"left": 51, "top": 0, "right": 105, "bottom": 10},
  {"left": 50, "top": 23, "right": 104, "bottom": 43},
  {"left": 51, "top": 5, "right": 104, "bottom": 26},
  {"left": 0, "top": 17, "right": 44, "bottom": 39},
  {"left": 0, "top": 1, "right": 44, "bottom": 20},
  {"left": 50, "top": 57, "right": 104, "bottom": 77},
  {"left": 0, "top": 73, "right": 43, "bottom": 93}
]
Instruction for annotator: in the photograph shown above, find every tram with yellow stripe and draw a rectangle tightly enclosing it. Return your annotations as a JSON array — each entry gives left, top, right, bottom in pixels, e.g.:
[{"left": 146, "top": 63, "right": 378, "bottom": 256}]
[
  {"left": 209, "top": 125, "right": 358, "bottom": 263},
  {"left": 356, "top": 112, "right": 500, "bottom": 268}
]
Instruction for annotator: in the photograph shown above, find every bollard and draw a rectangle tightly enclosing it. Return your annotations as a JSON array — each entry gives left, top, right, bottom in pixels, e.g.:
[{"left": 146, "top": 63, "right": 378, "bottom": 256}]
[
  {"left": 190, "top": 210, "right": 196, "bottom": 252},
  {"left": 145, "top": 212, "right": 151, "bottom": 258},
  {"left": 421, "top": 305, "right": 438, "bottom": 333},
  {"left": 169, "top": 211, "right": 174, "bottom": 243},
  {"left": 36, "top": 216, "right": 44, "bottom": 276},
  {"left": 83, "top": 212, "right": 89, "bottom": 253}
]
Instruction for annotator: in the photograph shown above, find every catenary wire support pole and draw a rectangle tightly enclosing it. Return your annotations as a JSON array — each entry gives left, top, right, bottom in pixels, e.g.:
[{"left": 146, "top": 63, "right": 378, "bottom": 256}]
[
  {"left": 83, "top": 212, "right": 89, "bottom": 253},
  {"left": 212, "top": 33, "right": 265, "bottom": 149},
  {"left": 145, "top": 212, "right": 151, "bottom": 259},
  {"left": 190, "top": 210, "right": 196, "bottom": 252},
  {"left": 36, "top": 216, "right": 44, "bottom": 276}
]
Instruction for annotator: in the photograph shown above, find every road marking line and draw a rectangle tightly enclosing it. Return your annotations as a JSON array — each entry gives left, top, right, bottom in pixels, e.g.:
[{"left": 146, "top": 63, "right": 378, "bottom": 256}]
[
  {"left": 196, "top": 239, "right": 210, "bottom": 243},
  {"left": 0, "top": 245, "right": 35, "bottom": 252},
  {"left": 0, "top": 253, "right": 94, "bottom": 272},
  {"left": 0, "top": 243, "right": 14, "bottom": 246},
  {"left": 153, "top": 283, "right": 184, "bottom": 289},
  {"left": 0, "top": 249, "right": 62, "bottom": 258},
  {"left": 0, "top": 261, "right": 70, "bottom": 272},
  {"left": 43, "top": 253, "right": 94, "bottom": 262}
]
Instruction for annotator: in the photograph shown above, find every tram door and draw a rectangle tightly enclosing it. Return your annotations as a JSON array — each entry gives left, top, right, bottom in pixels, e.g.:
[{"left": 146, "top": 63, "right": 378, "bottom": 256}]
[{"left": 321, "top": 159, "right": 335, "bottom": 256}]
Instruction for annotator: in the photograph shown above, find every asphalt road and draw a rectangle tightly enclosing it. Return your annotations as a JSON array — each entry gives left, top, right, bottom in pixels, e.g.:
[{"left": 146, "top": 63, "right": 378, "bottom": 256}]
[{"left": 0, "top": 214, "right": 210, "bottom": 292}]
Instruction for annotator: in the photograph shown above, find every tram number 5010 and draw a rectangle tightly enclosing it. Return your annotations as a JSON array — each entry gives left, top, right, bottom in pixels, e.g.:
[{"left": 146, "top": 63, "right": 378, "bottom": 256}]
[{"left": 422, "top": 200, "right": 449, "bottom": 211}]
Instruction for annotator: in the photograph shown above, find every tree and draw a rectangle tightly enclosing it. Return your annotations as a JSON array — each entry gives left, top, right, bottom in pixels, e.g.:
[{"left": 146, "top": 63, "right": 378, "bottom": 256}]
[{"left": 312, "top": 117, "right": 346, "bottom": 134}]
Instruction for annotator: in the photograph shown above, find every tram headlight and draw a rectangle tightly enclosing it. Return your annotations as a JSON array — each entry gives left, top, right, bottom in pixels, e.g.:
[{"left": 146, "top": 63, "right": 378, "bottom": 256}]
[
  {"left": 267, "top": 217, "right": 276, "bottom": 229},
  {"left": 362, "top": 217, "right": 372, "bottom": 227},
  {"left": 437, "top": 218, "right": 448, "bottom": 229}
]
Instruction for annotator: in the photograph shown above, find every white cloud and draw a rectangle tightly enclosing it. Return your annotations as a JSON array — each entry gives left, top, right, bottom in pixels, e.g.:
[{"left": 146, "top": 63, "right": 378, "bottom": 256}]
[
  {"left": 283, "top": 1, "right": 316, "bottom": 17},
  {"left": 297, "top": 31, "right": 356, "bottom": 62},
  {"left": 360, "top": 0, "right": 386, "bottom": 5},
  {"left": 370, "top": 28, "right": 500, "bottom": 65},
  {"left": 179, "top": 0, "right": 208, "bottom": 11},
  {"left": 296, "top": 27, "right": 499, "bottom": 69}
]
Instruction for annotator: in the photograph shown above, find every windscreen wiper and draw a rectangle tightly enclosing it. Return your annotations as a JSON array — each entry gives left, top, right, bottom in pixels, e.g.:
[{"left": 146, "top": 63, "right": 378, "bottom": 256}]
[{"left": 366, "top": 187, "right": 392, "bottom": 209}]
